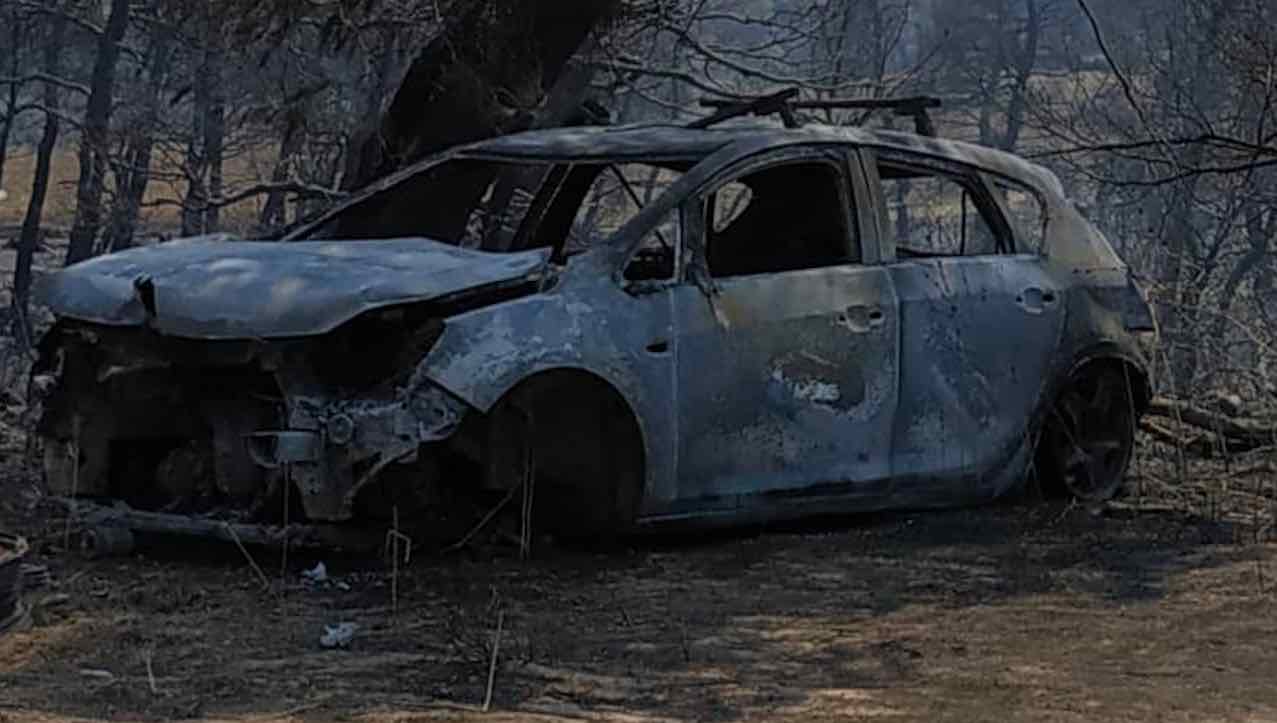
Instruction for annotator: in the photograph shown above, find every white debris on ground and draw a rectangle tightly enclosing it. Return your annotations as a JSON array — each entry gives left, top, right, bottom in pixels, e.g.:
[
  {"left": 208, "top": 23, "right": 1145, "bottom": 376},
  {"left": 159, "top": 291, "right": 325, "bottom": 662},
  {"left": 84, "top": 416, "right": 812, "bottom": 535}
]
[
  {"left": 320, "top": 622, "right": 357, "bottom": 649},
  {"left": 301, "top": 562, "right": 329, "bottom": 583},
  {"left": 300, "top": 561, "right": 352, "bottom": 591}
]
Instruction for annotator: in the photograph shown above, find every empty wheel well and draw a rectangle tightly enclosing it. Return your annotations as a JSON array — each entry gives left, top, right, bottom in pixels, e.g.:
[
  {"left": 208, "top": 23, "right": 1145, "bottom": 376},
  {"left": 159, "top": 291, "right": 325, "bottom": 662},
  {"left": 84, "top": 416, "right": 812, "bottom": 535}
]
[{"left": 484, "top": 369, "right": 647, "bottom": 533}]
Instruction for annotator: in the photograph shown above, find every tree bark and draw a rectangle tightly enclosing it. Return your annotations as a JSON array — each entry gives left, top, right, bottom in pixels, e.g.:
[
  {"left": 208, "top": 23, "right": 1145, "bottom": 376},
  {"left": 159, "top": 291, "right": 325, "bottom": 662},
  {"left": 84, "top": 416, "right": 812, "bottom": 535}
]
[
  {"left": 11, "top": 16, "right": 67, "bottom": 345},
  {"left": 258, "top": 110, "right": 306, "bottom": 231},
  {"left": 0, "top": 5, "right": 22, "bottom": 193},
  {"left": 203, "top": 35, "right": 226, "bottom": 233},
  {"left": 181, "top": 56, "right": 211, "bottom": 237},
  {"left": 342, "top": 0, "right": 620, "bottom": 191},
  {"left": 104, "top": 29, "right": 173, "bottom": 251},
  {"left": 1000, "top": 0, "right": 1040, "bottom": 150},
  {"left": 65, "top": 0, "right": 130, "bottom": 266}
]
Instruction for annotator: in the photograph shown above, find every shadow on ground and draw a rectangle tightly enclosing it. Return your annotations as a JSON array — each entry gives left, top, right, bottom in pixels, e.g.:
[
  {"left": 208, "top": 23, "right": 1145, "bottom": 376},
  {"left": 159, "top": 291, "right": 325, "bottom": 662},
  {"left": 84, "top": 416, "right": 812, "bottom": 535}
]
[{"left": 2, "top": 497, "right": 1272, "bottom": 722}]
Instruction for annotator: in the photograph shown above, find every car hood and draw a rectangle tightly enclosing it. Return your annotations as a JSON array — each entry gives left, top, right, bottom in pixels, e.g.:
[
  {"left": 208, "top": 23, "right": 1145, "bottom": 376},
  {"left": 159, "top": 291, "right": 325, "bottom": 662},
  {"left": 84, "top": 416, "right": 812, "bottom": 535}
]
[{"left": 42, "top": 235, "right": 551, "bottom": 339}]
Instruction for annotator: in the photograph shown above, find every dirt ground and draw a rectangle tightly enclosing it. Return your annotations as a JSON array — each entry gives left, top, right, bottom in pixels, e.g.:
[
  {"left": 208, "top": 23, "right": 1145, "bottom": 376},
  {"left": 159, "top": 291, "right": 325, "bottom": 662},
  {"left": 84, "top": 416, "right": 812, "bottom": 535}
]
[{"left": 3, "top": 424, "right": 1277, "bottom": 723}]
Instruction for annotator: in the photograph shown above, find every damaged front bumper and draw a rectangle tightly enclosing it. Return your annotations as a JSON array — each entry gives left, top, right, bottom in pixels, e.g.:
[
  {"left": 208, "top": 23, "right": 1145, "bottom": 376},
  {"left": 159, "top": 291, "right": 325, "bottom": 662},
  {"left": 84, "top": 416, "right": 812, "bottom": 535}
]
[
  {"left": 35, "top": 321, "right": 472, "bottom": 522},
  {"left": 252, "top": 381, "right": 469, "bottom": 519}
]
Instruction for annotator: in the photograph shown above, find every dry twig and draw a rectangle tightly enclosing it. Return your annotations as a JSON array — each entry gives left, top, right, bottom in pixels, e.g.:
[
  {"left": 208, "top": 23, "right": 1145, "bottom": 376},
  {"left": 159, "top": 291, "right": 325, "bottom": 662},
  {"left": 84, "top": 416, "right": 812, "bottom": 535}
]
[
  {"left": 224, "top": 522, "right": 272, "bottom": 592},
  {"left": 483, "top": 609, "right": 505, "bottom": 712}
]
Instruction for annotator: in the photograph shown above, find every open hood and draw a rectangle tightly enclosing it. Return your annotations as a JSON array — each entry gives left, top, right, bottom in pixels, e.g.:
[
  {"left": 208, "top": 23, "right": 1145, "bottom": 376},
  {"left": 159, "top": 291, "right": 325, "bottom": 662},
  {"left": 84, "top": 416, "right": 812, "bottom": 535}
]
[{"left": 41, "top": 236, "right": 551, "bottom": 339}]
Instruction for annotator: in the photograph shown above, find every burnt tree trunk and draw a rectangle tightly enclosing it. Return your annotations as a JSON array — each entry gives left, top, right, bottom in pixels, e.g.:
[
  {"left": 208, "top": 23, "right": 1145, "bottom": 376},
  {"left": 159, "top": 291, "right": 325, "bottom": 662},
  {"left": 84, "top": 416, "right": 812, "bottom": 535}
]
[
  {"left": 11, "top": 16, "right": 67, "bottom": 345},
  {"left": 181, "top": 25, "right": 226, "bottom": 237},
  {"left": 65, "top": 0, "right": 130, "bottom": 266},
  {"left": 999, "top": 0, "right": 1040, "bottom": 151},
  {"left": 342, "top": 0, "right": 620, "bottom": 191},
  {"left": 204, "top": 35, "right": 226, "bottom": 233},
  {"left": 258, "top": 109, "right": 306, "bottom": 231},
  {"left": 0, "top": 5, "right": 22, "bottom": 193},
  {"left": 105, "top": 30, "right": 174, "bottom": 251},
  {"left": 180, "top": 58, "right": 211, "bottom": 237}
]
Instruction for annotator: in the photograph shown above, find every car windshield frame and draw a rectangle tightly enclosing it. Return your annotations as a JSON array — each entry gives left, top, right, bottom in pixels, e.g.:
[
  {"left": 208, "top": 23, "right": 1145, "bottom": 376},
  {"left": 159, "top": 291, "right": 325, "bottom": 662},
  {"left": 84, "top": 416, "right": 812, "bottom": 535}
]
[{"left": 283, "top": 150, "right": 708, "bottom": 261}]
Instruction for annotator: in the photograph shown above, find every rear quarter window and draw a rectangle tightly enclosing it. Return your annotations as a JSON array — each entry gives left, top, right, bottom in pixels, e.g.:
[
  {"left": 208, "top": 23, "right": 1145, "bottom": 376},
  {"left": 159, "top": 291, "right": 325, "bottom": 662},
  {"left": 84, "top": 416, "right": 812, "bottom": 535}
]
[{"left": 995, "top": 180, "right": 1048, "bottom": 254}]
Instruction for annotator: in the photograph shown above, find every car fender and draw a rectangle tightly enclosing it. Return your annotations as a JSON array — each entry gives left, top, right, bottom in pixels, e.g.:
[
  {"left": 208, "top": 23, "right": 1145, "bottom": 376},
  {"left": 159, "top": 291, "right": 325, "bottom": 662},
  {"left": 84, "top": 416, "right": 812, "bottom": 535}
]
[
  {"left": 414, "top": 269, "right": 682, "bottom": 505},
  {"left": 419, "top": 294, "right": 643, "bottom": 412}
]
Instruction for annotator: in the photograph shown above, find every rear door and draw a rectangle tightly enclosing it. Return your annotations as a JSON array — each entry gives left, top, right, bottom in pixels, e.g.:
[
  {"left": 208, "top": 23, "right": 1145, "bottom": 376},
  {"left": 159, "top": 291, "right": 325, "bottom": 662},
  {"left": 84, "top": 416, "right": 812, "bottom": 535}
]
[
  {"left": 671, "top": 146, "right": 901, "bottom": 507},
  {"left": 863, "top": 148, "right": 1065, "bottom": 499}
]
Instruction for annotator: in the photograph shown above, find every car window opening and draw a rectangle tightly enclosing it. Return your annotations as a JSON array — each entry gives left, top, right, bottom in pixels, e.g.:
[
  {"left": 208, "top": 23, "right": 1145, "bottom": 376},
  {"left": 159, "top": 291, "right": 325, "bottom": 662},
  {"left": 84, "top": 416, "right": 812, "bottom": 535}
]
[
  {"left": 993, "top": 180, "right": 1048, "bottom": 254},
  {"left": 300, "top": 158, "right": 690, "bottom": 259},
  {"left": 877, "top": 162, "right": 1008, "bottom": 258},
  {"left": 608, "top": 165, "right": 672, "bottom": 253},
  {"left": 707, "top": 161, "right": 857, "bottom": 278}
]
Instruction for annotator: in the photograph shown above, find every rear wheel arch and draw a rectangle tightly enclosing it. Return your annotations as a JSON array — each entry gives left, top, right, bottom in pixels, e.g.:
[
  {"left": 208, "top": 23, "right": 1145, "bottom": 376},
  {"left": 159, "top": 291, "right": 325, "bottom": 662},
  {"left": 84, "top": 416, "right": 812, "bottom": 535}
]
[
  {"left": 1063, "top": 351, "right": 1153, "bottom": 414},
  {"left": 1033, "top": 349, "right": 1150, "bottom": 501}
]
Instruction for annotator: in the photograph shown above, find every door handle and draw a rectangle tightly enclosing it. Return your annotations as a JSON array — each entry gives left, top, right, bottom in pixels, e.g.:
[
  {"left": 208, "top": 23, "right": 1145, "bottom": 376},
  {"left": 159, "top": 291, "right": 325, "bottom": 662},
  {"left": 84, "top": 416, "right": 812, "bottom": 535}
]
[
  {"left": 645, "top": 340, "right": 670, "bottom": 355},
  {"left": 1017, "top": 287, "right": 1057, "bottom": 314},
  {"left": 841, "top": 305, "right": 886, "bottom": 333}
]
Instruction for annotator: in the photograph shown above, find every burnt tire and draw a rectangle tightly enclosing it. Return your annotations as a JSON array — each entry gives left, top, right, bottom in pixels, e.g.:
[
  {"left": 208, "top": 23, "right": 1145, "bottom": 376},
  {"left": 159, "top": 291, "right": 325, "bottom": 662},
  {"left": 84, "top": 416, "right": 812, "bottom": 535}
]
[
  {"left": 1036, "top": 364, "right": 1137, "bottom": 503},
  {"left": 486, "top": 372, "right": 644, "bottom": 539}
]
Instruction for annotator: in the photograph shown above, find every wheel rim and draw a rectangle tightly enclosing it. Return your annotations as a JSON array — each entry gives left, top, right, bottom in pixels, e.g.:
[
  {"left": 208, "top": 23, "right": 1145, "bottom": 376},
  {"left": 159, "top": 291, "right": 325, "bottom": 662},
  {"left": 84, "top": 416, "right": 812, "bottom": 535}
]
[{"left": 1046, "top": 369, "right": 1134, "bottom": 501}]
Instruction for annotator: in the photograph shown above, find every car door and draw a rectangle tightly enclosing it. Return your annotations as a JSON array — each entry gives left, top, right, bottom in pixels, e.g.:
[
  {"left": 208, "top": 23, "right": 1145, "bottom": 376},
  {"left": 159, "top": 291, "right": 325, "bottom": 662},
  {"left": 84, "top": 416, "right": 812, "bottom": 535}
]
[
  {"left": 671, "top": 146, "right": 901, "bottom": 507},
  {"left": 863, "top": 148, "right": 1066, "bottom": 499}
]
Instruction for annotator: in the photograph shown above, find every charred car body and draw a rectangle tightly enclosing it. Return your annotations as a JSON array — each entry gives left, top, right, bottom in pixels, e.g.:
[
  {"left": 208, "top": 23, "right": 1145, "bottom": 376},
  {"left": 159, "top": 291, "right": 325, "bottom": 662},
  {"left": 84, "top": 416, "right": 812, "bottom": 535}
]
[{"left": 34, "top": 99, "right": 1156, "bottom": 535}]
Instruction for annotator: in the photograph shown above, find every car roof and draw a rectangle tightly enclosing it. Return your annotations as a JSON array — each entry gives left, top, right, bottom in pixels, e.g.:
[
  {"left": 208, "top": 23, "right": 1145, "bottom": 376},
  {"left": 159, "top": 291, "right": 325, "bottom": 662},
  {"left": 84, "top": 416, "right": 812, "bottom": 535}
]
[
  {"left": 461, "top": 123, "right": 1065, "bottom": 199},
  {"left": 284, "top": 121, "right": 1067, "bottom": 243}
]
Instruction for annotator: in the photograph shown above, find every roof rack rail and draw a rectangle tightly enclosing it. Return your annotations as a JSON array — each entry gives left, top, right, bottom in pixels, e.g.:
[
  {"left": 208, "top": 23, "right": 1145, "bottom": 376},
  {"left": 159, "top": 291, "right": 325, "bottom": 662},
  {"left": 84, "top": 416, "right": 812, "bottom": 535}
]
[
  {"left": 694, "top": 89, "right": 942, "bottom": 136},
  {"left": 688, "top": 88, "right": 802, "bottom": 130}
]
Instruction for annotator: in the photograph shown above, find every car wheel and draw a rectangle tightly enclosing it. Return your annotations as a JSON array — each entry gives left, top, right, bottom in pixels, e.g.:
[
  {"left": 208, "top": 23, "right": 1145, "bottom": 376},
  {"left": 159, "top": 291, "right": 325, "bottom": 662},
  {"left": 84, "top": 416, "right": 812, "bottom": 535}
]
[{"left": 1036, "top": 365, "right": 1137, "bottom": 502}]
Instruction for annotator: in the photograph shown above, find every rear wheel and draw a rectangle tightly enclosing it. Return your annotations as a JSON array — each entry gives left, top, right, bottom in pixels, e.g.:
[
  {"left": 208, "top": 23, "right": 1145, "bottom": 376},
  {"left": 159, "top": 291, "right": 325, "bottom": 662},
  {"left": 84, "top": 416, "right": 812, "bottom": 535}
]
[{"left": 1036, "top": 365, "right": 1137, "bottom": 502}]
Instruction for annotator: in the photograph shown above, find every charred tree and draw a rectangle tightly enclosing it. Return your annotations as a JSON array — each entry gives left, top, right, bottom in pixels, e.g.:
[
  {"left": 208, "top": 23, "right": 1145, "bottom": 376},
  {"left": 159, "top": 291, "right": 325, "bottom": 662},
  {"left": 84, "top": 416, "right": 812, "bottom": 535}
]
[
  {"left": 180, "top": 53, "right": 212, "bottom": 237},
  {"left": 0, "top": 5, "right": 22, "bottom": 193},
  {"left": 65, "top": 0, "right": 131, "bottom": 266},
  {"left": 258, "top": 107, "right": 307, "bottom": 231},
  {"left": 204, "top": 35, "right": 227, "bottom": 233},
  {"left": 181, "top": 22, "right": 227, "bottom": 238},
  {"left": 104, "top": 30, "right": 174, "bottom": 252},
  {"left": 11, "top": 16, "right": 67, "bottom": 346},
  {"left": 341, "top": 0, "right": 620, "bottom": 191}
]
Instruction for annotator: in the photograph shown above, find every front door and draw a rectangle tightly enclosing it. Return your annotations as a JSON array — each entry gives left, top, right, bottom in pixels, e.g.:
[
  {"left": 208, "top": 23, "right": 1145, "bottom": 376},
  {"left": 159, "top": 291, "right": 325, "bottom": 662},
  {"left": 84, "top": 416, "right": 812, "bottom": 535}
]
[{"left": 672, "top": 149, "right": 900, "bottom": 506}]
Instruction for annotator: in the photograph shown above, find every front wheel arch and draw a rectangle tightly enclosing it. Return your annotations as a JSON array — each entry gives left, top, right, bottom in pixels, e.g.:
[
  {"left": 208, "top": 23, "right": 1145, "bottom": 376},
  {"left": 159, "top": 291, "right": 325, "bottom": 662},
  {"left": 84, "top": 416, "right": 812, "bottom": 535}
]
[{"left": 483, "top": 368, "right": 647, "bottom": 536}]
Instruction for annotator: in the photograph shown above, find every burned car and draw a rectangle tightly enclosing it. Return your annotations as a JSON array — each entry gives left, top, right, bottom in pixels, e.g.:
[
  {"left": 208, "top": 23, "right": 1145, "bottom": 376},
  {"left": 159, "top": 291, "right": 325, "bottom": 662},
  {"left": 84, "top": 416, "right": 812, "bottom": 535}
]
[{"left": 33, "top": 96, "right": 1155, "bottom": 537}]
